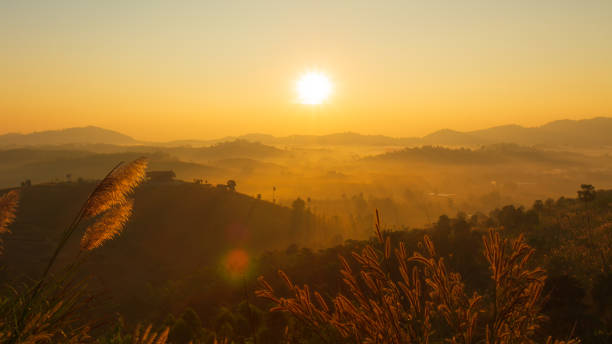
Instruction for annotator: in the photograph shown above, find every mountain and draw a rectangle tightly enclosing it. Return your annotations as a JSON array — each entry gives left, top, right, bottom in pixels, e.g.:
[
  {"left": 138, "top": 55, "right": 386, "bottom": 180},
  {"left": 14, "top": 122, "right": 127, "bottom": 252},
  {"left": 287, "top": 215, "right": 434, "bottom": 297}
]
[
  {"left": 421, "top": 129, "right": 486, "bottom": 146},
  {"left": 3, "top": 117, "right": 612, "bottom": 149},
  {"left": 0, "top": 126, "right": 137, "bottom": 146},
  {"left": 440, "top": 117, "right": 612, "bottom": 147},
  {"left": 226, "top": 117, "right": 612, "bottom": 148},
  {"left": 170, "top": 139, "right": 285, "bottom": 160},
  {"left": 163, "top": 133, "right": 414, "bottom": 147}
]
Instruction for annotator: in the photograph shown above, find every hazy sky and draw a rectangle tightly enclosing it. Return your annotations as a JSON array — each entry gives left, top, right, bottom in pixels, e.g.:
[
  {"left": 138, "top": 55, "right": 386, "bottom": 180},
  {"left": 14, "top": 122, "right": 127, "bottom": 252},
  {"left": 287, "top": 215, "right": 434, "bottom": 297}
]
[{"left": 1, "top": 0, "right": 611, "bottom": 141}]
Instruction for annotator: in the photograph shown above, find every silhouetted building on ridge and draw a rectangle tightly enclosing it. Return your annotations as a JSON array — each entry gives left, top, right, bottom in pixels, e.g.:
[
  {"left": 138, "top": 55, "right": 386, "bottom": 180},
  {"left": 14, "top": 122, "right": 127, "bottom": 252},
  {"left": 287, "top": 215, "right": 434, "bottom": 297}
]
[{"left": 146, "top": 170, "right": 176, "bottom": 182}]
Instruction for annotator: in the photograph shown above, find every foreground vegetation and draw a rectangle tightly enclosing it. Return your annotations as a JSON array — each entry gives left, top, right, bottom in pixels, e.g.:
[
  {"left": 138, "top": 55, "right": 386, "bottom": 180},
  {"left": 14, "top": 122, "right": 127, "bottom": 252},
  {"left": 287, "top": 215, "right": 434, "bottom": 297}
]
[{"left": 0, "top": 158, "right": 611, "bottom": 342}]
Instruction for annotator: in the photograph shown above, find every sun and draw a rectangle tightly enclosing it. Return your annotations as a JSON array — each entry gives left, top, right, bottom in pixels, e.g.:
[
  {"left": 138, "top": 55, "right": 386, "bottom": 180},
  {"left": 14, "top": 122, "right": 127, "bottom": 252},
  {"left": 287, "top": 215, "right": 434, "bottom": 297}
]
[{"left": 296, "top": 71, "right": 333, "bottom": 105}]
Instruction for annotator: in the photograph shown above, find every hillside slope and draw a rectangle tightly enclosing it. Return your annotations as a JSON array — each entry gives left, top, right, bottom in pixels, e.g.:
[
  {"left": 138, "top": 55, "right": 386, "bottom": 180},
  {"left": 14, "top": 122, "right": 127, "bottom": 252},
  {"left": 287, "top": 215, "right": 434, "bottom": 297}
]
[
  {"left": 0, "top": 150, "right": 226, "bottom": 188},
  {"left": 0, "top": 181, "right": 328, "bottom": 318}
]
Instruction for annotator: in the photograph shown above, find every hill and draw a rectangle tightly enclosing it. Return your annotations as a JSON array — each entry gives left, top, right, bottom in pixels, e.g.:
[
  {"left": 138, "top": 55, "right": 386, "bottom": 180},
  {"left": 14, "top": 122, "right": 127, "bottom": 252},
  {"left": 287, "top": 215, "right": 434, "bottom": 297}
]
[
  {"left": 0, "top": 126, "right": 137, "bottom": 146},
  {"left": 3, "top": 117, "right": 612, "bottom": 149},
  {"left": 181, "top": 117, "right": 612, "bottom": 148},
  {"left": 165, "top": 139, "right": 286, "bottom": 161},
  {"left": 365, "top": 144, "right": 588, "bottom": 165},
  {"left": 0, "top": 180, "right": 331, "bottom": 320},
  {"left": 421, "top": 129, "right": 486, "bottom": 146},
  {"left": 0, "top": 139, "right": 290, "bottom": 188},
  {"left": 163, "top": 132, "right": 415, "bottom": 147},
  {"left": 3, "top": 182, "right": 611, "bottom": 342},
  {"left": 426, "top": 117, "right": 612, "bottom": 147},
  {"left": 0, "top": 149, "right": 226, "bottom": 188}
]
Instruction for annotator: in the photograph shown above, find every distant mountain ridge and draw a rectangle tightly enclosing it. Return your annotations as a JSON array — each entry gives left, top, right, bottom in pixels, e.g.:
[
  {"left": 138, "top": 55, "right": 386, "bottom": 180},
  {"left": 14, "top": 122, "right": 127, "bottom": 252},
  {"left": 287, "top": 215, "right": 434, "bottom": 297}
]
[
  {"left": 163, "top": 132, "right": 415, "bottom": 147},
  {"left": 0, "top": 126, "right": 136, "bottom": 146},
  {"left": 431, "top": 117, "right": 612, "bottom": 147},
  {"left": 2, "top": 117, "right": 612, "bottom": 148},
  {"left": 205, "top": 117, "right": 612, "bottom": 148}
]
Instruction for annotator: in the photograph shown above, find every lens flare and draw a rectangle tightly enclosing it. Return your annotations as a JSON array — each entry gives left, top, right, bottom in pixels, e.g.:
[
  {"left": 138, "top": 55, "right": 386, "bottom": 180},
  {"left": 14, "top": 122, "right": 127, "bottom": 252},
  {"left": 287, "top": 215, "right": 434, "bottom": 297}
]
[{"left": 224, "top": 249, "right": 250, "bottom": 277}]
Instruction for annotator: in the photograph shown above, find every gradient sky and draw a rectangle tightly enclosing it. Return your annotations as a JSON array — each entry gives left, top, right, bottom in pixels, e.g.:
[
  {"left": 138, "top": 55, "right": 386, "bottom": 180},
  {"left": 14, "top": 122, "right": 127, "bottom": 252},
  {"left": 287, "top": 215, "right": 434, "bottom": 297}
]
[{"left": 1, "top": 0, "right": 611, "bottom": 141}]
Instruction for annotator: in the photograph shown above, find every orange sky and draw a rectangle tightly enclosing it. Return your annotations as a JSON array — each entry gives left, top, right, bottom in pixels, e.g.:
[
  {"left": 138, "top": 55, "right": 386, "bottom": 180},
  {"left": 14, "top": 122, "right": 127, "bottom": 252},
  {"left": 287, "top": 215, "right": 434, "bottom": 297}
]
[{"left": 1, "top": 1, "right": 611, "bottom": 141}]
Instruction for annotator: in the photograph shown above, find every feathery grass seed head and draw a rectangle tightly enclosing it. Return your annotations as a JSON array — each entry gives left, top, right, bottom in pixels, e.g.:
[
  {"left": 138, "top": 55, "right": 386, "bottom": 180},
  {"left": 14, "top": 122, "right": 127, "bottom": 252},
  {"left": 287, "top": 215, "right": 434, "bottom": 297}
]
[
  {"left": 80, "top": 199, "right": 134, "bottom": 251},
  {"left": 82, "top": 157, "right": 147, "bottom": 220},
  {"left": 0, "top": 190, "right": 19, "bottom": 234},
  {"left": 0, "top": 190, "right": 20, "bottom": 253}
]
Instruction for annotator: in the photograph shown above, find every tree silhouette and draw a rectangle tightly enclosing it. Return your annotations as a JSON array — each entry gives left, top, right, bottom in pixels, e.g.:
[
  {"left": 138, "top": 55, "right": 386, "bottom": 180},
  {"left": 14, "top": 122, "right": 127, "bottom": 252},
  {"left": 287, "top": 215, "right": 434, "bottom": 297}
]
[
  {"left": 577, "top": 184, "right": 595, "bottom": 204},
  {"left": 227, "top": 180, "right": 237, "bottom": 192},
  {"left": 533, "top": 199, "right": 544, "bottom": 212},
  {"left": 291, "top": 198, "right": 305, "bottom": 212}
]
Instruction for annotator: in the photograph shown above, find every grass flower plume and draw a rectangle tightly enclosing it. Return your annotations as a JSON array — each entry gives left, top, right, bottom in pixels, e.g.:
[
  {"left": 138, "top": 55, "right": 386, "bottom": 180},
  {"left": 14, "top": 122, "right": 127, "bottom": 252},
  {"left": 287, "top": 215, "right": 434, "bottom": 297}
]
[
  {"left": 257, "top": 226, "right": 580, "bottom": 344},
  {"left": 3, "top": 158, "right": 148, "bottom": 344},
  {"left": 0, "top": 190, "right": 20, "bottom": 252},
  {"left": 78, "top": 157, "right": 147, "bottom": 251},
  {"left": 132, "top": 323, "right": 169, "bottom": 344},
  {"left": 82, "top": 157, "right": 147, "bottom": 220},
  {"left": 80, "top": 199, "right": 134, "bottom": 251}
]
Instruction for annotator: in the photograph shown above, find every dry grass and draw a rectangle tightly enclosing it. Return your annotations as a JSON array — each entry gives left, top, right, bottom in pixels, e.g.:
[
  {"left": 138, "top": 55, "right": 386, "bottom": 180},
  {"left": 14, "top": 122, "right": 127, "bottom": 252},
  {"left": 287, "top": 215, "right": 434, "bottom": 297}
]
[
  {"left": 82, "top": 157, "right": 147, "bottom": 220},
  {"left": 0, "top": 271, "right": 95, "bottom": 343},
  {"left": 78, "top": 157, "right": 146, "bottom": 251},
  {"left": 482, "top": 231, "right": 546, "bottom": 343},
  {"left": 1, "top": 158, "right": 148, "bottom": 344},
  {"left": 0, "top": 189, "right": 19, "bottom": 252},
  {"left": 257, "top": 213, "right": 580, "bottom": 344},
  {"left": 132, "top": 324, "right": 169, "bottom": 344},
  {"left": 80, "top": 199, "right": 134, "bottom": 251}
]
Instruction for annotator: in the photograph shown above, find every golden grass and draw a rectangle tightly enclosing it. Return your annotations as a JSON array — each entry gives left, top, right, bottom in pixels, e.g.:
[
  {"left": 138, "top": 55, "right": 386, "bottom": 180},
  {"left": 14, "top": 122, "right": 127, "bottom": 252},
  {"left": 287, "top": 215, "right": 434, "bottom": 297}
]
[
  {"left": 81, "top": 157, "right": 147, "bottom": 220},
  {"left": 0, "top": 189, "right": 19, "bottom": 252},
  {"left": 257, "top": 216, "right": 580, "bottom": 344},
  {"left": 78, "top": 157, "right": 147, "bottom": 251},
  {"left": 0, "top": 291, "right": 92, "bottom": 344},
  {"left": 483, "top": 231, "right": 546, "bottom": 343},
  {"left": 80, "top": 199, "right": 134, "bottom": 251},
  {"left": 132, "top": 324, "right": 169, "bottom": 344},
  {"left": 2, "top": 158, "right": 148, "bottom": 344}
]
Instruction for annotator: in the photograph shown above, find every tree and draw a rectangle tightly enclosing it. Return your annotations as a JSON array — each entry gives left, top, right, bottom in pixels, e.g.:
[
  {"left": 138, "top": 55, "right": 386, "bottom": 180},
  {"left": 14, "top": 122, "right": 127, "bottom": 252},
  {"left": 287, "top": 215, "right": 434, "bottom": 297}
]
[
  {"left": 291, "top": 198, "right": 306, "bottom": 212},
  {"left": 290, "top": 198, "right": 307, "bottom": 239},
  {"left": 227, "top": 180, "right": 237, "bottom": 192},
  {"left": 533, "top": 199, "right": 544, "bottom": 212},
  {"left": 542, "top": 275, "right": 588, "bottom": 339},
  {"left": 577, "top": 184, "right": 595, "bottom": 204}
]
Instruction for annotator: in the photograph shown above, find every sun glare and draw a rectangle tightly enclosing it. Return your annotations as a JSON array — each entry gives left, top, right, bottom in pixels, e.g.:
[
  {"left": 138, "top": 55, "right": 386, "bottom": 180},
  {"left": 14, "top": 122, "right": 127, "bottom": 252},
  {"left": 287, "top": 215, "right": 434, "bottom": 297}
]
[{"left": 296, "top": 71, "right": 333, "bottom": 105}]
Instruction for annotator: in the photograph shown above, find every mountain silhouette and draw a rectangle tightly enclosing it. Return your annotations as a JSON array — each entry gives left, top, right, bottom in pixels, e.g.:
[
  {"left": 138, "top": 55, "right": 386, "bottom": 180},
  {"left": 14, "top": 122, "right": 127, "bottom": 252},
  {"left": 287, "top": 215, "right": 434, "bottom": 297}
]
[
  {"left": 0, "top": 126, "right": 137, "bottom": 146},
  {"left": 209, "top": 117, "right": 612, "bottom": 147},
  {"left": 3, "top": 117, "right": 612, "bottom": 148}
]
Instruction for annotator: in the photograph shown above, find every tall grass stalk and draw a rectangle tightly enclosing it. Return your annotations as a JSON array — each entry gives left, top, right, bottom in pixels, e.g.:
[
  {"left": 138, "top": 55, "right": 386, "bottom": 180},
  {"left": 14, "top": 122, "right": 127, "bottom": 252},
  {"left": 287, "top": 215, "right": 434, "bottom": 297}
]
[
  {"left": 6, "top": 158, "right": 147, "bottom": 343},
  {"left": 257, "top": 220, "right": 580, "bottom": 344}
]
